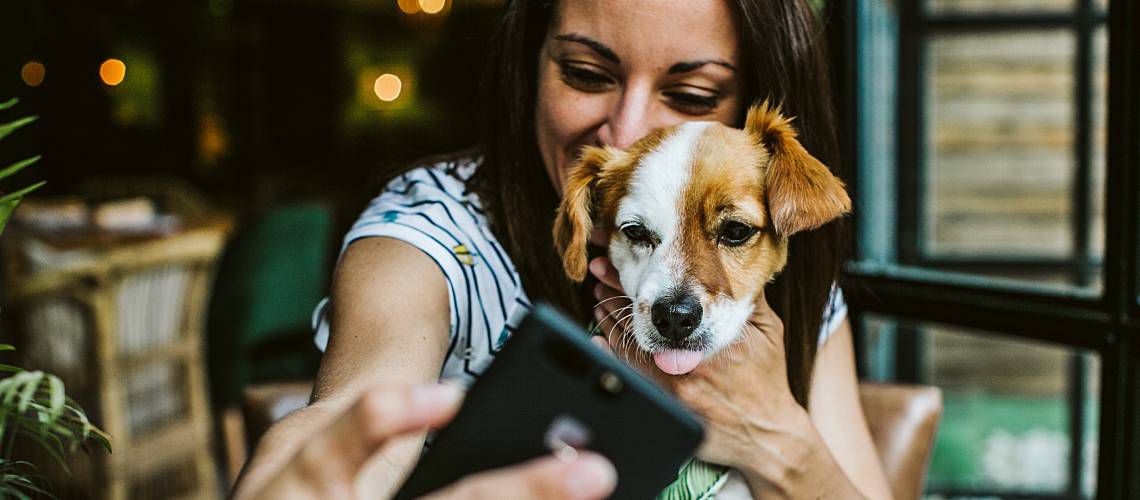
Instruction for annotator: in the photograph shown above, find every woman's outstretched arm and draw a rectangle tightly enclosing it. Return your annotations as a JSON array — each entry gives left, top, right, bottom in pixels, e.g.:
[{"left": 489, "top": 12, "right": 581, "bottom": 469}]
[{"left": 233, "top": 237, "right": 452, "bottom": 499}]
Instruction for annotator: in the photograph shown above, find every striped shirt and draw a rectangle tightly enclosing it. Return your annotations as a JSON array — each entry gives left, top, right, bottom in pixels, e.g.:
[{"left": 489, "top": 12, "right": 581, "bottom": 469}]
[{"left": 312, "top": 159, "right": 848, "bottom": 386}]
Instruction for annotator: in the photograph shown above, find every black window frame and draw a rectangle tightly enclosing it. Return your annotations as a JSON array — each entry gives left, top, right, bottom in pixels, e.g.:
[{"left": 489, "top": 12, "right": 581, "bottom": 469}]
[{"left": 830, "top": 0, "right": 1140, "bottom": 498}]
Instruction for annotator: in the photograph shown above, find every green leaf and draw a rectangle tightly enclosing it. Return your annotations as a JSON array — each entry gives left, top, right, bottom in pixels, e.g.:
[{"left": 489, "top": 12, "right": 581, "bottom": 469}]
[
  {"left": 0, "top": 116, "right": 37, "bottom": 141},
  {"left": 0, "top": 345, "right": 16, "bottom": 352},
  {"left": 0, "top": 199, "right": 16, "bottom": 237},
  {"left": 0, "top": 484, "right": 33, "bottom": 500},
  {"left": 13, "top": 429, "right": 68, "bottom": 474},
  {"left": 2, "top": 473, "right": 51, "bottom": 500},
  {"left": 0, "top": 156, "right": 41, "bottom": 182},
  {"left": 0, "top": 98, "right": 17, "bottom": 112},
  {"left": 45, "top": 376, "right": 64, "bottom": 421},
  {"left": 0, "top": 181, "right": 45, "bottom": 205},
  {"left": 0, "top": 373, "right": 24, "bottom": 404},
  {"left": 16, "top": 371, "right": 44, "bottom": 413}
]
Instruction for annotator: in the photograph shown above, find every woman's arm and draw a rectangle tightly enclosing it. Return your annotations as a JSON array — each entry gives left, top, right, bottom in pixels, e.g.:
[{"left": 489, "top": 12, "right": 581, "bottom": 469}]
[
  {"left": 807, "top": 319, "right": 894, "bottom": 500},
  {"left": 233, "top": 237, "right": 452, "bottom": 499}
]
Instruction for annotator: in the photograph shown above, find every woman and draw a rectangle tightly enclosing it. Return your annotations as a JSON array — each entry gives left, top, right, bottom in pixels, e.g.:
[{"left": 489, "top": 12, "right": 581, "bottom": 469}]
[{"left": 234, "top": 0, "right": 893, "bottom": 498}]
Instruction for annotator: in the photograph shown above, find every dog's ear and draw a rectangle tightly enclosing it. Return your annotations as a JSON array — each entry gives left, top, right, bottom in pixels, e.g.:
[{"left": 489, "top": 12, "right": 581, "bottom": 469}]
[
  {"left": 745, "top": 100, "right": 851, "bottom": 238},
  {"left": 553, "top": 146, "right": 618, "bottom": 282}
]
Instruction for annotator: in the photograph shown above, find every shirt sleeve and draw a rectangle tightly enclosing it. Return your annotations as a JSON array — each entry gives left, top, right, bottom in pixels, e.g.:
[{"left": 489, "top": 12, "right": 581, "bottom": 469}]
[
  {"left": 817, "top": 284, "right": 848, "bottom": 346},
  {"left": 313, "top": 169, "right": 474, "bottom": 352}
]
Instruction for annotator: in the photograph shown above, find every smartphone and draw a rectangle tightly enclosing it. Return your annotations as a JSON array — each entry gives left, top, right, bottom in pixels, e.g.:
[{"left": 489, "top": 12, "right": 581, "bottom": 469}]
[{"left": 393, "top": 303, "right": 704, "bottom": 500}]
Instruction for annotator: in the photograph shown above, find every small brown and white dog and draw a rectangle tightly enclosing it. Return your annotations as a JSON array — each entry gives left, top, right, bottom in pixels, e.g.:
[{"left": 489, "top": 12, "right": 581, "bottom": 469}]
[{"left": 553, "top": 101, "right": 851, "bottom": 376}]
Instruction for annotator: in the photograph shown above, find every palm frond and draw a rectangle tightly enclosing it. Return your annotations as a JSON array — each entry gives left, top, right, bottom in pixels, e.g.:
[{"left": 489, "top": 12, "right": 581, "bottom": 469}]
[
  {"left": 0, "top": 116, "right": 37, "bottom": 142},
  {"left": 0, "top": 156, "right": 40, "bottom": 183},
  {"left": 0, "top": 182, "right": 45, "bottom": 206}
]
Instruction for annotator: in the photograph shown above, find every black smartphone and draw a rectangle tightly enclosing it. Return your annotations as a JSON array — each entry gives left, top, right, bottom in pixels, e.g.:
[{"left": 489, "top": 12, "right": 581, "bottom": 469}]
[{"left": 393, "top": 303, "right": 704, "bottom": 500}]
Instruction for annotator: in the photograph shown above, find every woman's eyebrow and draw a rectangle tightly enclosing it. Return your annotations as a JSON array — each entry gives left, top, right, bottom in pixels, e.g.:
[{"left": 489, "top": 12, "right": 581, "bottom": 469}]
[
  {"left": 553, "top": 33, "right": 620, "bottom": 64},
  {"left": 668, "top": 60, "right": 737, "bottom": 74}
]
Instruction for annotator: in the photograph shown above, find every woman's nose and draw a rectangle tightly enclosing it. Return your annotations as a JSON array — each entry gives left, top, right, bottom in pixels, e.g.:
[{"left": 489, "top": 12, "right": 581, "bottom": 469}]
[{"left": 596, "top": 87, "right": 660, "bottom": 150}]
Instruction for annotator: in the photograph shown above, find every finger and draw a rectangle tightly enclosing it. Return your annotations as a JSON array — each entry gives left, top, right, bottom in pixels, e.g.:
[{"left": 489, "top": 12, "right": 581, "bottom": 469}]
[
  {"left": 590, "top": 335, "right": 615, "bottom": 356},
  {"left": 592, "top": 284, "right": 616, "bottom": 322},
  {"left": 425, "top": 452, "right": 617, "bottom": 500},
  {"left": 588, "top": 257, "right": 623, "bottom": 291},
  {"left": 749, "top": 293, "right": 784, "bottom": 332},
  {"left": 593, "top": 284, "right": 631, "bottom": 336},
  {"left": 589, "top": 227, "right": 610, "bottom": 247},
  {"left": 292, "top": 384, "right": 463, "bottom": 482}
]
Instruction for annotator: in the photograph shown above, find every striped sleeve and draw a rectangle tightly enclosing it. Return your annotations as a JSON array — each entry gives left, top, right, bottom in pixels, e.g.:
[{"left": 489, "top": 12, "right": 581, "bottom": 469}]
[
  {"left": 313, "top": 162, "right": 528, "bottom": 386},
  {"left": 817, "top": 284, "right": 848, "bottom": 346},
  {"left": 313, "top": 166, "right": 475, "bottom": 353}
]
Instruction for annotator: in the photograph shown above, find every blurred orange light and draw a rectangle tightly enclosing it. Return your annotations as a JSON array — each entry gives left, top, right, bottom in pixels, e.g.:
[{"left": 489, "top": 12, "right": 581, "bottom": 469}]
[
  {"left": 397, "top": 0, "right": 420, "bottom": 14},
  {"left": 419, "top": 0, "right": 445, "bottom": 14},
  {"left": 374, "top": 74, "right": 402, "bottom": 102},
  {"left": 100, "top": 59, "right": 126, "bottom": 86},
  {"left": 21, "top": 61, "right": 45, "bottom": 87}
]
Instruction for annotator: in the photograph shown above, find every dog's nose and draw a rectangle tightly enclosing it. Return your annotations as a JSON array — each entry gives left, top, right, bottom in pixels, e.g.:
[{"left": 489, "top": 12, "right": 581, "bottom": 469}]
[{"left": 651, "top": 294, "right": 703, "bottom": 341}]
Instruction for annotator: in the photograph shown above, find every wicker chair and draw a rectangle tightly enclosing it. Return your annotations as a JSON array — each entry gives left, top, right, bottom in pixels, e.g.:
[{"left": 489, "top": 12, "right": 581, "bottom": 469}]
[{"left": 3, "top": 217, "right": 232, "bottom": 499}]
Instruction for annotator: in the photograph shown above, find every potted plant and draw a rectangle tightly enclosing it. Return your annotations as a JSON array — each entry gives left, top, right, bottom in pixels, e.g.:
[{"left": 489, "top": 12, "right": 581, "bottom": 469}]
[
  {"left": 0, "top": 97, "right": 43, "bottom": 235},
  {"left": 0, "top": 97, "right": 111, "bottom": 499}
]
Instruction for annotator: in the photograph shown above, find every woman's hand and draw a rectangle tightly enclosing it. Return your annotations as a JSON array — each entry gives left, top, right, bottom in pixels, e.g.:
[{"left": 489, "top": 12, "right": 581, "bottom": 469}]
[
  {"left": 587, "top": 249, "right": 862, "bottom": 499},
  {"left": 588, "top": 258, "right": 805, "bottom": 471},
  {"left": 240, "top": 383, "right": 618, "bottom": 500},
  {"left": 656, "top": 297, "right": 808, "bottom": 469},
  {"left": 588, "top": 231, "right": 634, "bottom": 345}
]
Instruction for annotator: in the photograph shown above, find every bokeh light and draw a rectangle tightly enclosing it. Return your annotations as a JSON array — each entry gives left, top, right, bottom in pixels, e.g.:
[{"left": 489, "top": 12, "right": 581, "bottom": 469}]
[
  {"left": 397, "top": 0, "right": 420, "bottom": 14},
  {"left": 419, "top": 0, "right": 446, "bottom": 14},
  {"left": 20, "top": 61, "right": 45, "bottom": 87},
  {"left": 100, "top": 59, "right": 127, "bottom": 86},
  {"left": 373, "top": 74, "right": 402, "bottom": 102}
]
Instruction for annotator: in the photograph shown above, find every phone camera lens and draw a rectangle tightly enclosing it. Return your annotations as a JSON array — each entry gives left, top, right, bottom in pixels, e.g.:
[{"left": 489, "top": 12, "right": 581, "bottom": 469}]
[{"left": 598, "top": 371, "right": 623, "bottom": 395}]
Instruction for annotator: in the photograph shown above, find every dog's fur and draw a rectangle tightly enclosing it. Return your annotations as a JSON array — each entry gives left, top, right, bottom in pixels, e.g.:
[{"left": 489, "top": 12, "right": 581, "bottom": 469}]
[{"left": 554, "top": 101, "right": 851, "bottom": 361}]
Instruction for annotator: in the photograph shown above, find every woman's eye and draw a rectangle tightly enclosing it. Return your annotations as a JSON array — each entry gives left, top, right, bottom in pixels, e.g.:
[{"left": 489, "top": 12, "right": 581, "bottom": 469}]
[
  {"left": 559, "top": 62, "right": 614, "bottom": 92},
  {"left": 664, "top": 91, "right": 720, "bottom": 115},
  {"left": 718, "top": 221, "right": 757, "bottom": 246},
  {"left": 621, "top": 224, "right": 653, "bottom": 245}
]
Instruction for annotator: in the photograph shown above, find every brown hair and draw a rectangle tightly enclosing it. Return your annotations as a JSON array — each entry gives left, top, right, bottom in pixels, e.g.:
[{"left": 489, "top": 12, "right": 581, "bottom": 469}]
[{"left": 468, "top": 0, "right": 847, "bottom": 406}]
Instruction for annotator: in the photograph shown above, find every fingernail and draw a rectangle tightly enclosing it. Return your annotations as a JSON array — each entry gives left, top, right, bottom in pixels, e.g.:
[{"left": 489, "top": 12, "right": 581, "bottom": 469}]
[
  {"left": 564, "top": 454, "right": 617, "bottom": 499},
  {"left": 589, "top": 258, "right": 606, "bottom": 277}
]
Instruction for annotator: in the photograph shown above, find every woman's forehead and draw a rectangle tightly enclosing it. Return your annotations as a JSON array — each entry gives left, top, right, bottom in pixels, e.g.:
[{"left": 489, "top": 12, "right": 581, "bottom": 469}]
[{"left": 550, "top": 0, "right": 741, "bottom": 66}]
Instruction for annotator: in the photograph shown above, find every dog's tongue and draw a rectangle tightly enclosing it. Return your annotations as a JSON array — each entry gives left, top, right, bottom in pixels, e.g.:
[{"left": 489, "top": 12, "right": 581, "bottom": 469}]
[{"left": 653, "top": 350, "right": 703, "bottom": 375}]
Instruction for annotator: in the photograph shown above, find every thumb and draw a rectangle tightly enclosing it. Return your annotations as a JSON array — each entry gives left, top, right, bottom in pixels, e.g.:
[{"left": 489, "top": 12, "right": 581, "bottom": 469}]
[
  {"left": 288, "top": 384, "right": 463, "bottom": 486},
  {"left": 424, "top": 452, "right": 617, "bottom": 500}
]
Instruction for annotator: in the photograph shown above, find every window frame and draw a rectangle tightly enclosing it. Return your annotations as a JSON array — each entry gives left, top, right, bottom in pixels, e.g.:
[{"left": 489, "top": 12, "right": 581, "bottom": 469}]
[{"left": 832, "top": 0, "right": 1140, "bottom": 498}]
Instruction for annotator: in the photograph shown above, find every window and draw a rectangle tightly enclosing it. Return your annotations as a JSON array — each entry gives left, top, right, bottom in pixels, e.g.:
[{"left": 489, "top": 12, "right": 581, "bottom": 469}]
[
  {"left": 861, "top": 314, "right": 1100, "bottom": 495},
  {"left": 835, "top": 0, "right": 1139, "bottom": 497}
]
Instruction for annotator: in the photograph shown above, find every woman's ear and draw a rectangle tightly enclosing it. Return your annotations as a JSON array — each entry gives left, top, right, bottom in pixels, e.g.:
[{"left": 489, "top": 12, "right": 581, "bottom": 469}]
[
  {"left": 553, "top": 146, "right": 616, "bottom": 282},
  {"left": 745, "top": 101, "right": 851, "bottom": 238}
]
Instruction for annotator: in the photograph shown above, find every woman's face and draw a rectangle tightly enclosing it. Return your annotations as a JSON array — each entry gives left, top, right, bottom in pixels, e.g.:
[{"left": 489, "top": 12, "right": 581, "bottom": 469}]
[{"left": 535, "top": 0, "right": 744, "bottom": 193}]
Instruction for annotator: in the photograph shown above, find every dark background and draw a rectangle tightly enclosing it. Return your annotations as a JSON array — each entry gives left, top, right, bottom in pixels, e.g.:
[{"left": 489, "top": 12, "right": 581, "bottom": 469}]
[{"left": 1, "top": 0, "right": 502, "bottom": 234}]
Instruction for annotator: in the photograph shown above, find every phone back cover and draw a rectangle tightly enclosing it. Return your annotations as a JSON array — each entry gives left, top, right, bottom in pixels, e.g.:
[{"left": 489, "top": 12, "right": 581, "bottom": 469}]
[{"left": 394, "top": 304, "right": 704, "bottom": 499}]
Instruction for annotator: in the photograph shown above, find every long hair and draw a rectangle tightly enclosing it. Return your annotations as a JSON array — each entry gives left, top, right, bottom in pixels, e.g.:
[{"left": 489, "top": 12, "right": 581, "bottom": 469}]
[{"left": 468, "top": 0, "right": 847, "bottom": 407}]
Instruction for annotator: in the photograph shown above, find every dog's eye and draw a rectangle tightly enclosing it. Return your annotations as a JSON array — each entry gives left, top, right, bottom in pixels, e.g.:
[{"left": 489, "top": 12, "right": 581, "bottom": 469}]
[
  {"left": 621, "top": 224, "right": 652, "bottom": 245},
  {"left": 719, "top": 221, "right": 757, "bottom": 246}
]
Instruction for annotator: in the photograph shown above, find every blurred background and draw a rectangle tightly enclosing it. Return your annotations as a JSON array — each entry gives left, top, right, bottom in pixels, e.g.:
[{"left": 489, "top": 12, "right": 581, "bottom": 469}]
[{"left": 0, "top": 0, "right": 1137, "bottom": 499}]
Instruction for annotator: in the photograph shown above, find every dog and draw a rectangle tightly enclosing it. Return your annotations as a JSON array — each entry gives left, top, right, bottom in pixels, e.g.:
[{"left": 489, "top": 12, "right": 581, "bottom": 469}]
[
  {"left": 551, "top": 101, "right": 851, "bottom": 498},
  {"left": 554, "top": 100, "right": 851, "bottom": 374}
]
